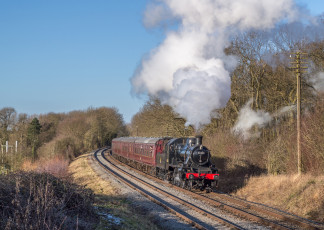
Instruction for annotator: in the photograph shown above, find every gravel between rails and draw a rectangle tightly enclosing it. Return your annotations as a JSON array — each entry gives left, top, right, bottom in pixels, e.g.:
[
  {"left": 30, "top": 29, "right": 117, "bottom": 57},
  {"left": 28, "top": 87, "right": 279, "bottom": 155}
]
[
  {"left": 204, "top": 192, "right": 324, "bottom": 229},
  {"left": 106, "top": 150, "right": 324, "bottom": 230},
  {"left": 88, "top": 151, "right": 196, "bottom": 230},
  {"left": 96, "top": 149, "right": 272, "bottom": 230}
]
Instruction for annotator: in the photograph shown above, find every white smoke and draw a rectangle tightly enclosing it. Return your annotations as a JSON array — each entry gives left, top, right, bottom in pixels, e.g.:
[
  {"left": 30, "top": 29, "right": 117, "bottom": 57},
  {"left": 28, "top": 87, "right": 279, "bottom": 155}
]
[
  {"left": 232, "top": 99, "right": 272, "bottom": 140},
  {"left": 132, "top": 0, "right": 298, "bottom": 129},
  {"left": 310, "top": 72, "right": 324, "bottom": 93},
  {"left": 277, "top": 105, "right": 296, "bottom": 116},
  {"left": 233, "top": 100, "right": 297, "bottom": 140}
]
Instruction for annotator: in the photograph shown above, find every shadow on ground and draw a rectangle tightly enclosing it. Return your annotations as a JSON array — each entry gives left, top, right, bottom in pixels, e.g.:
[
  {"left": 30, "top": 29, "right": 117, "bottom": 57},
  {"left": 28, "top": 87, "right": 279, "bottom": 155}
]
[
  {"left": 94, "top": 193, "right": 197, "bottom": 230},
  {"left": 211, "top": 156, "right": 266, "bottom": 193}
]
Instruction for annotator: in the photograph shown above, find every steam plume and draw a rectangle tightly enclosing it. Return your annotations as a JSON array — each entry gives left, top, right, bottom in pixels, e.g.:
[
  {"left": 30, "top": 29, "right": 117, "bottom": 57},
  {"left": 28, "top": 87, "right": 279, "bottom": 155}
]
[
  {"left": 311, "top": 72, "right": 324, "bottom": 93},
  {"left": 232, "top": 100, "right": 297, "bottom": 140},
  {"left": 232, "top": 99, "right": 272, "bottom": 140},
  {"left": 132, "top": 0, "right": 298, "bottom": 128}
]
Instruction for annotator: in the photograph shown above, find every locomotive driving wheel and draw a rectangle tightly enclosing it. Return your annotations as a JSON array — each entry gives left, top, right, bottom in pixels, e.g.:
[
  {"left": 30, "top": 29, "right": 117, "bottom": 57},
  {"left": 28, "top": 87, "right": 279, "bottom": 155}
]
[
  {"left": 180, "top": 180, "right": 186, "bottom": 189},
  {"left": 187, "top": 180, "right": 193, "bottom": 191},
  {"left": 206, "top": 187, "right": 212, "bottom": 193},
  {"left": 172, "top": 168, "right": 180, "bottom": 186}
]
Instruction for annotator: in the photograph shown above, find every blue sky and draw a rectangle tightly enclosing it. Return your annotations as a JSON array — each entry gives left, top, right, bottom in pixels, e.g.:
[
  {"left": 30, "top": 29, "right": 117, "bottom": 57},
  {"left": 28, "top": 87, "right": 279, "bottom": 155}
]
[{"left": 0, "top": 0, "right": 323, "bottom": 123}]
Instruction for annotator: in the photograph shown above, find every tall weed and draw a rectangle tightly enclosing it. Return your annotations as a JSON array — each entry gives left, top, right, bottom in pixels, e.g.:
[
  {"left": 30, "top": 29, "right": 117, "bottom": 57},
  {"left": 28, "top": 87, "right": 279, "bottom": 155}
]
[{"left": 0, "top": 172, "right": 98, "bottom": 230}]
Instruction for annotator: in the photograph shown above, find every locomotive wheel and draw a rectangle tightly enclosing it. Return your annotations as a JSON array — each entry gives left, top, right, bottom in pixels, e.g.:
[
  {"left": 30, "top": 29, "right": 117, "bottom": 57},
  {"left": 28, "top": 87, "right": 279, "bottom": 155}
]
[
  {"left": 180, "top": 180, "right": 186, "bottom": 189},
  {"left": 187, "top": 180, "right": 193, "bottom": 191},
  {"left": 175, "top": 179, "right": 181, "bottom": 187}
]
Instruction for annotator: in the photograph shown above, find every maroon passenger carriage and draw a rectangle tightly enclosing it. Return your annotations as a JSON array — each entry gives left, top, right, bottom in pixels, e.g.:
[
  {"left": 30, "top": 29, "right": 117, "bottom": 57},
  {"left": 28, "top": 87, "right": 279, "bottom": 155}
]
[
  {"left": 111, "top": 136, "right": 219, "bottom": 192},
  {"left": 111, "top": 137, "right": 164, "bottom": 172}
]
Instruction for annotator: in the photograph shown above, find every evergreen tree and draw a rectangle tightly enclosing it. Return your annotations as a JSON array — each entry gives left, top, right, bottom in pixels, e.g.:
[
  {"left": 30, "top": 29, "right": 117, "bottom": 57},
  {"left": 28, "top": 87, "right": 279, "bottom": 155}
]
[{"left": 27, "top": 118, "right": 42, "bottom": 161}]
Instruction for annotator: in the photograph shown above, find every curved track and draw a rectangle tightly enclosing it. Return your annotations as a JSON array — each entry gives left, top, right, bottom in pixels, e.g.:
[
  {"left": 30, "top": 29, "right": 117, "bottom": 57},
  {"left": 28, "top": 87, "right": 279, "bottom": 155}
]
[
  {"left": 92, "top": 148, "right": 323, "bottom": 230},
  {"left": 93, "top": 148, "right": 251, "bottom": 229},
  {"left": 204, "top": 192, "right": 322, "bottom": 230}
]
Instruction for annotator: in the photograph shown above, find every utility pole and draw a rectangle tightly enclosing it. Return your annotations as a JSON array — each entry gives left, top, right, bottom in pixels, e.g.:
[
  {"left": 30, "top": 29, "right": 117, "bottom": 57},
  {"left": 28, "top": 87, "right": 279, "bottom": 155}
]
[
  {"left": 6, "top": 141, "right": 9, "bottom": 153},
  {"left": 290, "top": 51, "right": 308, "bottom": 174}
]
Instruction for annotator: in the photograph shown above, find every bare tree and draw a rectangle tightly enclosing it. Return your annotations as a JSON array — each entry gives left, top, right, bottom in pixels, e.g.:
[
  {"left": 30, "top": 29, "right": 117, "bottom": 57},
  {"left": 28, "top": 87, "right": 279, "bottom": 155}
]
[{"left": 0, "top": 107, "right": 17, "bottom": 142}]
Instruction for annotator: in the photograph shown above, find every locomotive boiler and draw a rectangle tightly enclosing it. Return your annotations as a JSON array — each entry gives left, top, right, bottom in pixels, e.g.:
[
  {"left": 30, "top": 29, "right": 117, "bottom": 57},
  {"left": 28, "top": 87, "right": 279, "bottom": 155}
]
[{"left": 111, "top": 135, "right": 219, "bottom": 192}]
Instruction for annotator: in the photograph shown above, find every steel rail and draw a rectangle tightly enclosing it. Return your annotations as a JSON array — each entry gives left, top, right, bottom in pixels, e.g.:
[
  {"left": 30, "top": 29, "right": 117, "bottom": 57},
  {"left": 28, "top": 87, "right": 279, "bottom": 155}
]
[
  {"left": 106, "top": 150, "right": 317, "bottom": 230},
  {"left": 208, "top": 192, "right": 320, "bottom": 230},
  {"left": 92, "top": 149, "right": 208, "bottom": 230},
  {"left": 93, "top": 149, "right": 244, "bottom": 230}
]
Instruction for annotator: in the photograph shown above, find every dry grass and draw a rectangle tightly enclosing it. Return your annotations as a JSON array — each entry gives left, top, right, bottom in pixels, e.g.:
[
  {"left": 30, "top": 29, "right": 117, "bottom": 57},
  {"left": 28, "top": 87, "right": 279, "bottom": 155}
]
[
  {"left": 21, "top": 156, "right": 69, "bottom": 178},
  {"left": 69, "top": 153, "right": 160, "bottom": 230},
  {"left": 234, "top": 174, "right": 324, "bottom": 222},
  {"left": 68, "top": 154, "right": 117, "bottom": 197},
  {"left": 0, "top": 171, "right": 97, "bottom": 230}
]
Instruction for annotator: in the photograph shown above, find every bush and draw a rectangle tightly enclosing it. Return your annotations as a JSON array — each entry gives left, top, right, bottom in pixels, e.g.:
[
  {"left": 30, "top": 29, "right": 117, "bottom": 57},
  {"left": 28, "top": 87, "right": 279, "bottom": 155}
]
[
  {"left": 301, "top": 96, "right": 324, "bottom": 174},
  {"left": 205, "top": 131, "right": 267, "bottom": 174},
  {"left": 0, "top": 172, "right": 98, "bottom": 230},
  {"left": 266, "top": 137, "right": 289, "bottom": 174},
  {"left": 22, "top": 157, "right": 70, "bottom": 178},
  {"left": 54, "top": 137, "right": 78, "bottom": 161}
]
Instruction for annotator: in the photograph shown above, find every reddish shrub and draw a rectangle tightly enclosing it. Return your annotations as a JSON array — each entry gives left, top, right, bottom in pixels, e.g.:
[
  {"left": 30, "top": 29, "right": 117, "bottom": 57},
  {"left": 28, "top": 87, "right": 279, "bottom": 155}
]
[{"left": 21, "top": 157, "right": 69, "bottom": 178}]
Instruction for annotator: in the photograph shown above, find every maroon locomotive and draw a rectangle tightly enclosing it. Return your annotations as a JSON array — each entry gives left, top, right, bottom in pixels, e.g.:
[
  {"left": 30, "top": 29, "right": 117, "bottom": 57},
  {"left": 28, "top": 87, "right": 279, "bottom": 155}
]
[{"left": 111, "top": 135, "right": 219, "bottom": 192}]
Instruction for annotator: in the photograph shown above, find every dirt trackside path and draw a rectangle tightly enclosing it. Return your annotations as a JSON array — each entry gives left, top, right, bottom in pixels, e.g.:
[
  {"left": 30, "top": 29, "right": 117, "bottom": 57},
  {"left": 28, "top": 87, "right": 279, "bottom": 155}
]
[{"left": 68, "top": 153, "right": 160, "bottom": 230}]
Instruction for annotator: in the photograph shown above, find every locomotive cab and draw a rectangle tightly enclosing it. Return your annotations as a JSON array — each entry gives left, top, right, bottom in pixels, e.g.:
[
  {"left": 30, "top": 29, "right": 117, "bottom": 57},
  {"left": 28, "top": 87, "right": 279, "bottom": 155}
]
[{"left": 166, "top": 137, "right": 187, "bottom": 167}]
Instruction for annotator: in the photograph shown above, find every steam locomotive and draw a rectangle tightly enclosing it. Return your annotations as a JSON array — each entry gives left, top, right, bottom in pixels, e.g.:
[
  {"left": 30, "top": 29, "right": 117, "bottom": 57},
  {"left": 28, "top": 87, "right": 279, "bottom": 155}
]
[{"left": 111, "top": 135, "right": 219, "bottom": 192}]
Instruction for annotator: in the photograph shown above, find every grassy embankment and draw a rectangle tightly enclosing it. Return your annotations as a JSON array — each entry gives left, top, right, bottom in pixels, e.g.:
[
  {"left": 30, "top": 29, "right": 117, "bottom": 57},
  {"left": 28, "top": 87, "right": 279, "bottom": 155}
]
[
  {"left": 69, "top": 153, "right": 160, "bottom": 230},
  {"left": 0, "top": 154, "right": 159, "bottom": 229},
  {"left": 9, "top": 153, "right": 322, "bottom": 227},
  {"left": 0, "top": 171, "right": 97, "bottom": 229},
  {"left": 69, "top": 153, "right": 324, "bottom": 224},
  {"left": 234, "top": 174, "right": 324, "bottom": 222}
]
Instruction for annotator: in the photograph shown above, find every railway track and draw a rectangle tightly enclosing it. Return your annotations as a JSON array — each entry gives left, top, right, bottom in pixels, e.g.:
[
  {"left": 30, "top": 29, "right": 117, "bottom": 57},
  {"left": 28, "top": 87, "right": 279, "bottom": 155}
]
[
  {"left": 92, "top": 148, "right": 264, "bottom": 229},
  {"left": 99, "top": 148, "right": 323, "bottom": 230},
  {"left": 204, "top": 192, "right": 323, "bottom": 230}
]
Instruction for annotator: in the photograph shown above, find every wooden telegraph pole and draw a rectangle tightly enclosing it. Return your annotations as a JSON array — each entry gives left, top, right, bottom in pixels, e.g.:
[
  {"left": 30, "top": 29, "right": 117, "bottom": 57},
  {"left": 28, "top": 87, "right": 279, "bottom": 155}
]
[{"left": 290, "top": 51, "right": 308, "bottom": 174}]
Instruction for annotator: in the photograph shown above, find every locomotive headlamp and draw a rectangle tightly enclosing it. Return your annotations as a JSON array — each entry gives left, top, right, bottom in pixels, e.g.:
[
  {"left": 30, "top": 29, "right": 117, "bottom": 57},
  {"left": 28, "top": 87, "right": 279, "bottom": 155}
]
[{"left": 189, "top": 174, "right": 195, "bottom": 180}]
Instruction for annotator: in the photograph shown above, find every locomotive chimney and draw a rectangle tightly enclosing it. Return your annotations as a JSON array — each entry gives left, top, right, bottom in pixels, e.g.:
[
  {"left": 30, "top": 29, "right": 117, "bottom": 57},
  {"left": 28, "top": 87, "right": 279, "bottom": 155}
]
[{"left": 196, "top": 135, "right": 203, "bottom": 146}]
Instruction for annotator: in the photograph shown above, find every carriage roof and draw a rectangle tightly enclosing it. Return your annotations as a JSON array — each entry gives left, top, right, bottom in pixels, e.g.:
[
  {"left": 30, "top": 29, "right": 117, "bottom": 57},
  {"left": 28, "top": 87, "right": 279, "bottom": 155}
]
[{"left": 113, "top": 137, "right": 162, "bottom": 144}]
